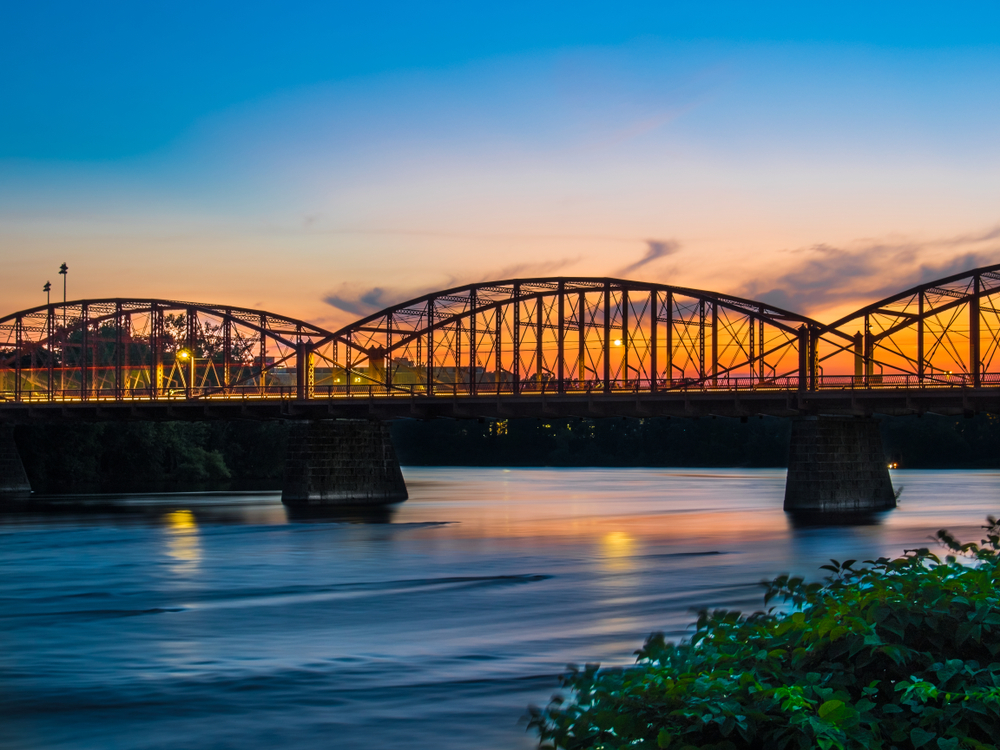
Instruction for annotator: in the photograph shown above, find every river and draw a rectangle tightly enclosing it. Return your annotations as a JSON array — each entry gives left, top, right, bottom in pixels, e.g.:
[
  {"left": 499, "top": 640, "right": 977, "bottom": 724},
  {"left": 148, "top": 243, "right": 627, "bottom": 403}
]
[{"left": 1, "top": 467, "right": 998, "bottom": 750}]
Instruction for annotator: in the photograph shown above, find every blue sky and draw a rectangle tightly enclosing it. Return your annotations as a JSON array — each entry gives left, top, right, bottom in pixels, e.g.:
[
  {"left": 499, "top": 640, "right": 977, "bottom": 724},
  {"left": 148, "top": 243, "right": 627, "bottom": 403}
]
[{"left": 2, "top": 2, "right": 998, "bottom": 325}]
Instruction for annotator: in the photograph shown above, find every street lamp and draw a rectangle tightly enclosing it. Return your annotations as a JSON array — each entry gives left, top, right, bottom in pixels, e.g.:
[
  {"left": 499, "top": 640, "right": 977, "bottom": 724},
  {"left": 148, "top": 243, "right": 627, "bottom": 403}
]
[
  {"left": 58, "top": 262, "right": 68, "bottom": 330},
  {"left": 43, "top": 281, "right": 51, "bottom": 305}
]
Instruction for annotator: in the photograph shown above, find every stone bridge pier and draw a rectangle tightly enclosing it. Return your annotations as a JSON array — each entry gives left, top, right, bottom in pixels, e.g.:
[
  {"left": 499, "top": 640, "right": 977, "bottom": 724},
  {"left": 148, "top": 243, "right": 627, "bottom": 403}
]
[
  {"left": 281, "top": 420, "right": 408, "bottom": 507},
  {"left": 783, "top": 416, "right": 895, "bottom": 513}
]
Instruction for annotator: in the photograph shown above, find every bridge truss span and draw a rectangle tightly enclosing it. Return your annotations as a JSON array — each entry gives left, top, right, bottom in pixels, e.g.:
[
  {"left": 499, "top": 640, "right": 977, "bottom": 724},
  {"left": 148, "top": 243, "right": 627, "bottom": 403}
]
[
  {"left": 0, "top": 299, "right": 334, "bottom": 403},
  {"left": 817, "top": 264, "right": 1000, "bottom": 389},
  {"left": 4, "top": 267, "right": 1000, "bottom": 418},
  {"left": 327, "top": 278, "right": 824, "bottom": 398}
]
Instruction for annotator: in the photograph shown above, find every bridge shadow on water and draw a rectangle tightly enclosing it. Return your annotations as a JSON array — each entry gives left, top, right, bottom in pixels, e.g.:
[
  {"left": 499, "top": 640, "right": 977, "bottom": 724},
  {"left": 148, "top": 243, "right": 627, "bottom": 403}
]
[
  {"left": 0, "top": 492, "right": 401, "bottom": 526},
  {"left": 785, "top": 509, "right": 892, "bottom": 529}
]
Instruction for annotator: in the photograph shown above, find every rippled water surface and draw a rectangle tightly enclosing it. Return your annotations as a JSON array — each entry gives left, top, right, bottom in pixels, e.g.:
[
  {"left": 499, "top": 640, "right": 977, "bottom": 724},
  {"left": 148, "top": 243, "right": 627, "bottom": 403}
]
[{"left": 2, "top": 468, "right": 999, "bottom": 750}]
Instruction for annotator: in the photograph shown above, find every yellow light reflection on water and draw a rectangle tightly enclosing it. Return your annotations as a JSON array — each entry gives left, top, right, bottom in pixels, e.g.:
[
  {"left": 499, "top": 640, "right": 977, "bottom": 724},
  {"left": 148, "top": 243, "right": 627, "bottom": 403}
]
[
  {"left": 164, "top": 509, "right": 201, "bottom": 575},
  {"left": 599, "top": 530, "right": 636, "bottom": 572}
]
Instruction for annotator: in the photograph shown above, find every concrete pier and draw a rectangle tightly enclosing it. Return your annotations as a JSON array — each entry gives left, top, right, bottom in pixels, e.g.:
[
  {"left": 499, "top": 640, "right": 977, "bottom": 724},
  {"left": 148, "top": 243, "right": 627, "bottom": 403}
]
[
  {"left": 281, "top": 420, "right": 407, "bottom": 507},
  {"left": 784, "top": 416, "right": 895, "bottom": 513},
  {"left": 0, "top": 424, "right": 31, "bottom": 497}
]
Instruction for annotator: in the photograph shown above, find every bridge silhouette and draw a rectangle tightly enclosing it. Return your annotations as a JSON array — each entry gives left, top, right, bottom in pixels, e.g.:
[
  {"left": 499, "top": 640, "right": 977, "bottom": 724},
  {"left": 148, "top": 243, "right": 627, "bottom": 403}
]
[{"left": 2, "top": 265, "right": 999, "bottom": 511}]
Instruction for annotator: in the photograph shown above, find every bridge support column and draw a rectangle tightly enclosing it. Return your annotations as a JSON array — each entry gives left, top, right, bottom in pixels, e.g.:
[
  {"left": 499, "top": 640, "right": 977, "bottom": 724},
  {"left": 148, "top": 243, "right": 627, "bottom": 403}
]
[
  {"left": 784, "top": 416, "right": 895, "bottom": 513},
  {"left": 0, "top": 424, "right": 31, "bottom": 497},
  {"left": 281, "top": 420, "right": 407, "bottom": 507}
]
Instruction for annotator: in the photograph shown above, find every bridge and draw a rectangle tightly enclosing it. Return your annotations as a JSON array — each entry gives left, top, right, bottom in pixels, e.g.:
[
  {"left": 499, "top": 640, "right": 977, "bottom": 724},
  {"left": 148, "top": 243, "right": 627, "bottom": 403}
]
[{"left": 2, "top": 265, "right": 999, "bottom": 512}]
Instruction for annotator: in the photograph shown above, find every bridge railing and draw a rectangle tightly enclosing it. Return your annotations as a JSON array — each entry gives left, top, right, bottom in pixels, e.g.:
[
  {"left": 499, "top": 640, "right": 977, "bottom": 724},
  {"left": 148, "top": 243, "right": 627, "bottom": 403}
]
[{"left": 0, "top": 371, "right": 993, "bottom": 404}]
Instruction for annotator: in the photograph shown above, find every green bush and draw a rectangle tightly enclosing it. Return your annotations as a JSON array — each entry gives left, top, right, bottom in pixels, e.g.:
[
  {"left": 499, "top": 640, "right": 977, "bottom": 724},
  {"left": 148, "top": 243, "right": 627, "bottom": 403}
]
[{"left": 530, "top": 519, "right": 1000, "bottom": 750}]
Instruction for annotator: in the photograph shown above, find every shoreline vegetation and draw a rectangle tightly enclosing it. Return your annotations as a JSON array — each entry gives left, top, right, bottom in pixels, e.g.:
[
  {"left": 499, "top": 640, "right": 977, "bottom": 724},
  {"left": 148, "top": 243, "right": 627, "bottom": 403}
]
[
  {"left": 11, "top": 413, "right": 1000, "bottom": 494},
  {"left": 529, "top": 519, "right": 1000, "bottom": 750}
]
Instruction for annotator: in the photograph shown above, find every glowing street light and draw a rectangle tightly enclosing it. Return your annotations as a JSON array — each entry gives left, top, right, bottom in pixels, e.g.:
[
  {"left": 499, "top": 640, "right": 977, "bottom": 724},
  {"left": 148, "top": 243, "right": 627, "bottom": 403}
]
[{"left": 177, "top": 349, "right": 195, "bottom": 397}]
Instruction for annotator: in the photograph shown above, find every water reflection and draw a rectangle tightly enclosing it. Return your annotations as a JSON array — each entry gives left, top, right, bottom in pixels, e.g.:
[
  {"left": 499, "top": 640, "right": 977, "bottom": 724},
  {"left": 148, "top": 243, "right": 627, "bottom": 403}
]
[
  {"left": 163, "top": 509, "right": 201, "bottom": 575},
  {"left": 1, "top": 468, "right": 999, "bottom": 750},
  {"left": 599, "top": 530, "right": 637, "bottom": 572}
]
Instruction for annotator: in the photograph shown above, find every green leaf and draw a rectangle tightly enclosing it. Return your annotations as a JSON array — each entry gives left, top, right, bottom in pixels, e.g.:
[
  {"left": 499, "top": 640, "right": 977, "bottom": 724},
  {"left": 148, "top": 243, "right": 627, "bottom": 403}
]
[
  {"left": 911, "top": 728, "right": 937, "bottom": 747},
  {"left": 818, "top": 700, "right": 844, "bottom": 719},
  {"left": 656, "top": 728, "right": 672, "bottom": 748}
]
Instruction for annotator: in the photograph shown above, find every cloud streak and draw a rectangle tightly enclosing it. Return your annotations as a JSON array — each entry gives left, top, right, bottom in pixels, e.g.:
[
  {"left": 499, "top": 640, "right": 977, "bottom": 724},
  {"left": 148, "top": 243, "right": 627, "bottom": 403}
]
[
  {"left": 736, "top": 225, "right": 1000, "bottom": 316},
  {"left": 617, "top": 239, "right": 681, "bottom": 277},
  {"left": 323, "top": 256, "right": 582, "bottom": 318}
]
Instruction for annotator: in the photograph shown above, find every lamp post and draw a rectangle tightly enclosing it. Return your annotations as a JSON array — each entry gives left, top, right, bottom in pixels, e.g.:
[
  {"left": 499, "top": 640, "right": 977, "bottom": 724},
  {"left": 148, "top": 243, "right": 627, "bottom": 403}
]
[
  {"left": 43, "top": 281, "right": 51, "bottom": 305},
  {"left": 58, "top": 263, "right": 68, "bottom": 331}
]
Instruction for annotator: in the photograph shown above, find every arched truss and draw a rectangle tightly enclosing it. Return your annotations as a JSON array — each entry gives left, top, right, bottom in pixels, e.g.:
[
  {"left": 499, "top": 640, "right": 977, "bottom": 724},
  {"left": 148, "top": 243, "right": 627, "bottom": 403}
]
[
  {"left": 7, "top": 268, "right": 997, "bottom": 405},
  {"left": 322, "top": 278, "right": 823, "bottom": 397},
  {"left": 0, "top": 299, "right": 335, "bottom": 402},
  {"left": 0, "top": 282, "right": 823, "bottom": 402},
  {"left": 816, "top": 264, "right": 1000, "bottom": 388}
]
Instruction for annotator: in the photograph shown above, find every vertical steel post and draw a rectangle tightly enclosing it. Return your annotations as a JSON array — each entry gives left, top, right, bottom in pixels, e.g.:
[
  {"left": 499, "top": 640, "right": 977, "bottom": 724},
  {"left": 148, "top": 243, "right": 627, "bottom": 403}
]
[
  {"left": 115, "top": 302, "right": 124, "bottom": 400},
  {"left": 468, "top": 291, "right": 477, "bottom": 395},
  {"left": 296, "top": 342, "right": 308, "bottom": 400},
  {"left": 917, "top": 293, "right": 924, "bottom": 382},
  {"left": 512, "top": 283, "right": 521, "bottom": 395},
  {"left": 809, "top": 327, "right": 818, "bottom": 390},
  {"left": 47, "top": 303, "right": 54, "bottom": 400},
  {"left": 186, "top": 308, "right": 196, "bottom": 398},
  {"left": 853, "top": 332, "right": 864, "bottom": 383},
  {"left": 346, "top": 335, "right": 352, "bottom": 397},
  {"left": 152, "top": 305, "right": 163, "bottom": 399},
  {"left": 864, "top": 314, "right": 873, "bottom": 383},
  {"left": 223, "top": 313, "right": 232, "bottom": 394},
  {"left": 577, "top": 291, "right": 586, "bottom": 383},
  {"left": 386, "top": 311, "right": 394, "bottom": 394},
  {"left": 535, "top": 296, "right": 543, "bottom": 388},
  {"left": 13, "top": 315, "right": 22, "bottom": 401},
  {"left": 650, "top": 290, "right": 658, "bottom": 392},
  {"left": 698, "top": 299, "right": 706, "bottom": 381},
  {"left": 426, "top": 298, "right": 434, "bottom": 396},
  {"left": 971, "top": 275, "right": 981, "bottom": 387},
  {"left": 259, "top": 314, "right": 266, "bottom": 396},
  {"left": 603, "top": 282, "right": 611, "bottom": 393},
  {"left": 557, "top": 282, "right": 565, "bottom": 393},
  {"left": 797, "top": 325, "right": 808, "bottom": 392},
  {"left": 758, "top": 316, "right": 765, "bottom": 383},
  {"left": 80, "top": 305, "right": 88, "bottom": 401},
  {"left": 454, "top": 314, "right": 462, "bottom": 390},
  {"left": 666, "top": 291, "right": 673, "bottom": 384},
  {"left": 123, "top": 313, "right": 131, "bottom": 397},
  {"left": 494, "top": 302, "right": 502, "bottom": 394},
  {"left": 621, "top": 289, "right": 629, "bottom": 387},
  {"left": 711, "top": 300, "right": 718, "bottom": 386},
  {"left": 749, "top": 314, "right": 756, "bottom": 383}
]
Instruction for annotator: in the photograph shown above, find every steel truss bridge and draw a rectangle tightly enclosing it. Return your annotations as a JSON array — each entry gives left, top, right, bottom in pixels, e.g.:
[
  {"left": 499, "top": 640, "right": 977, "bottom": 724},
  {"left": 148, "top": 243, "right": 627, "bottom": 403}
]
[{"left": 3, "top": 266, "right": 1000, "bottom": 422}]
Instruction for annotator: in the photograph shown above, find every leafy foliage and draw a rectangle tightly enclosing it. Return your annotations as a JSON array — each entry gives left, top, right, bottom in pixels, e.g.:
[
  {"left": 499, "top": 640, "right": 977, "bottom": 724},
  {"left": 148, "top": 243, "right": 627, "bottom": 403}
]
[{"left": 530, "top": 519, "right": 1000, "bottom": 749}]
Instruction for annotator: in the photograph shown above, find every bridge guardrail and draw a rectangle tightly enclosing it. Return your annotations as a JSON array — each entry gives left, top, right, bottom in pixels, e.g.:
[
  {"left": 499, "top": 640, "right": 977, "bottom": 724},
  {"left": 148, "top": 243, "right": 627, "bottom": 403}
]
[{"left": 0, "top": 372, "right": 992, "bottom": 404}]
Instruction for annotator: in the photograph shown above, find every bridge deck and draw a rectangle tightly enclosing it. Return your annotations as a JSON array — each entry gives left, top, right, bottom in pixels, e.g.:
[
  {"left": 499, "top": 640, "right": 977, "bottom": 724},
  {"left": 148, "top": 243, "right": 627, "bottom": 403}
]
[{"left": 2, "top": 380, "right": 997, "bottom": 421}]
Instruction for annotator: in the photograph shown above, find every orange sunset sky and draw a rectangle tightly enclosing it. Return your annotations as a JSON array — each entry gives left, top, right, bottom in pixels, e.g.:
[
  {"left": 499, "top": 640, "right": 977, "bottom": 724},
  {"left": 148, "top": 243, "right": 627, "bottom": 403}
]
[{"left": 2, "top": 4, "right": 998, "bottom": 331}]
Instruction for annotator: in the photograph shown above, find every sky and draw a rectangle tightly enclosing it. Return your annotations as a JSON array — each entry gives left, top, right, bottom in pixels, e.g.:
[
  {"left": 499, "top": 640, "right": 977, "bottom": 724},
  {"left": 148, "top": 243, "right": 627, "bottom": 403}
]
[{"left": 2, "top": 1, "right": 999, "bottom": 329}]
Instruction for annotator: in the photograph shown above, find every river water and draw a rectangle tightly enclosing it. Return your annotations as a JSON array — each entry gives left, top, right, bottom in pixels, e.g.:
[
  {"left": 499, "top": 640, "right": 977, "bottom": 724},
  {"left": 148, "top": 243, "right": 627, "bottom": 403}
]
[{"left": 1, "top": 468, "right": 998, "bottom": 750}]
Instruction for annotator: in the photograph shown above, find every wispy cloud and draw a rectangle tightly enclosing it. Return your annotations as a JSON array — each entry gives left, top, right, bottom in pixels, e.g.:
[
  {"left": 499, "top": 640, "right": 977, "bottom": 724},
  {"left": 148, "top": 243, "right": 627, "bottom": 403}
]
[
  {"left": 617, "top": 239, "right": 681, "bottom": 277},
  {"left": 736, "top": 225, "right": 1000, "bottom": 315},
  {"left": 323, "top": 256, "right": 582, "bottom": 318}
]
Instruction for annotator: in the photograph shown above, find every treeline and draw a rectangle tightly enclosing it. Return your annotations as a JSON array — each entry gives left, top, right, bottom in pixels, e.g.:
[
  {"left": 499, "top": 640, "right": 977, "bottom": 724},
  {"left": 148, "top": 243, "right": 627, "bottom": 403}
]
[
  {"left": 15, "top": 421, "right": 288, "bottom": 494},
  {"left": 12, "top": 413, "right": 1000, "bottom": 493}
]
